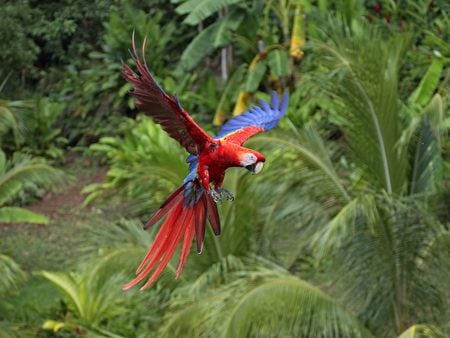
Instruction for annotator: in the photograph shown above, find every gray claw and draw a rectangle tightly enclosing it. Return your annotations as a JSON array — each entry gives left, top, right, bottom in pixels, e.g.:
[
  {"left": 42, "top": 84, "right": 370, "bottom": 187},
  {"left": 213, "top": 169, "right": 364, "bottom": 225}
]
[
  {"left": 217, "top": 188, "right": 235, "bottom": 201},
  {"left": 209, "top": 190, "right": 222, "bottom": 203}
]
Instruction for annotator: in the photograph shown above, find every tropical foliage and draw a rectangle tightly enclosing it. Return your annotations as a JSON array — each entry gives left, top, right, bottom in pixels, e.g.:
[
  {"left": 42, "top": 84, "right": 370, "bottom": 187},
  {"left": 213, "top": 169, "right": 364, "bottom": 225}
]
[
  {"left": 0, "top": 0, "right": 448, "bottom": 337},
  {"left": 0, "top": 149, "right": 64, "bottom": 224}
]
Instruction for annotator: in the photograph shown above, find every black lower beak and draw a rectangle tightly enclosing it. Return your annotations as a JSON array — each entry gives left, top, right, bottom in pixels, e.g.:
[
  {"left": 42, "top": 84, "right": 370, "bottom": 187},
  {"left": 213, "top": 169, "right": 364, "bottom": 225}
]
[{"left": 245, "top": 163, "right": 256, "bottom": 173}]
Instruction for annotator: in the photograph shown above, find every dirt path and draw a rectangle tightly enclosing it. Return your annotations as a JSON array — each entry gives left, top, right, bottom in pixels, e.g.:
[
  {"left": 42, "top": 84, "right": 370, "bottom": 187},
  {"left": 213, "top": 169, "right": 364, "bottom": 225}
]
[{"left": 26, "top": 166, "right": 107, "bottom": 220}]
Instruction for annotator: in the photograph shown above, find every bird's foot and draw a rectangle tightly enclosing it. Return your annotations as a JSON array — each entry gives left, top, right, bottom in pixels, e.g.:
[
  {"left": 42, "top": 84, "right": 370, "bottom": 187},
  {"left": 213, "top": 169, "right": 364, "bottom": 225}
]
[
  {"left": 216, "top": 188, "right": 235, "bottom": 201},
  {"left": 208, "top": 188, "right": 235, "bottom": 203},
  {"left": 209, "top": 189, "right": 222, "bottom": 203}
]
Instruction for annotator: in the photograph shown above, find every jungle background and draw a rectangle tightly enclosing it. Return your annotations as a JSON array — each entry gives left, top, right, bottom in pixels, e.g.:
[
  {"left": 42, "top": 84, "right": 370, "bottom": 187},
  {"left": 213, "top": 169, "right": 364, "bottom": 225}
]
[{"left": 0, "top": 0, "right": 449, "bottom": 337}]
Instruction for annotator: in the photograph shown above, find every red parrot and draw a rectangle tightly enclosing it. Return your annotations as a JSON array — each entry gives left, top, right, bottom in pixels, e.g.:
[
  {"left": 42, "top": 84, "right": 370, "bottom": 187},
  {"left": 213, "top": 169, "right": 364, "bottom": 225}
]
[{"left": 121, "top": 36, "right": 289, "bottom": 290}]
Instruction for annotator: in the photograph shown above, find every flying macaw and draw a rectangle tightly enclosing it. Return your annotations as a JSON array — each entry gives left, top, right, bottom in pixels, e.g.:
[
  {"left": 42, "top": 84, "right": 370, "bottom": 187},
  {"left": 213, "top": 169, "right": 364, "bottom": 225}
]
[{"left": 121, "top": 36, "right": 289, "bottom": 290}]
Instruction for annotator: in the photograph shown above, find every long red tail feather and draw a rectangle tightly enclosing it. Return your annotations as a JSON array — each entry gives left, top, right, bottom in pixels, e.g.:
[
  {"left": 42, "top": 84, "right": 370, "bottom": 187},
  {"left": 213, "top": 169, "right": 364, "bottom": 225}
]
[
  {"left": 123, "top": 183, "right": 218, "bottom": 290},
  {"left": 195, "top": 196, "right": 207, "bottom": 253},
  {"left": 144, "top": 185, "right": 184, "bottom": 229},
  {"left": 206, "top": 194, "right": 221, "bottom": 235}
]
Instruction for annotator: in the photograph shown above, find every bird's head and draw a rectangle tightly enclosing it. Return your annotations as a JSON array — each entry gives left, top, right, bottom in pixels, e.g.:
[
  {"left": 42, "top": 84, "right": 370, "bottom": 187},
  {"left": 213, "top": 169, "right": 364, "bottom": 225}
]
[{"left": 239, "top": 150, "right": 265, "bottom": 175}]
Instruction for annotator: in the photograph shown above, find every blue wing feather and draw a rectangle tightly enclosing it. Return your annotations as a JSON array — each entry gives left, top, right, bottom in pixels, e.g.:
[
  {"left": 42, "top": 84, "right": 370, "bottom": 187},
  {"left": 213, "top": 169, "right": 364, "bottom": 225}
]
[
  {"left": 214, "top": 91, "right": 289, "bottom": 140},
  {"left": 183, "top": 154, "right": 204, "bottom": 207}
]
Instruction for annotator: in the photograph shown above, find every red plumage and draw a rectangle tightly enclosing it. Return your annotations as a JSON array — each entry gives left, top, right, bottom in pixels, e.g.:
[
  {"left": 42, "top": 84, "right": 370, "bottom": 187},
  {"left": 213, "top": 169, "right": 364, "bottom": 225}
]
[
  {"left": 122, "top": 185, "right": 220, "bottom": 291},
  {"left": 121, "top": 35, "right": 288, "bottom": 290}
]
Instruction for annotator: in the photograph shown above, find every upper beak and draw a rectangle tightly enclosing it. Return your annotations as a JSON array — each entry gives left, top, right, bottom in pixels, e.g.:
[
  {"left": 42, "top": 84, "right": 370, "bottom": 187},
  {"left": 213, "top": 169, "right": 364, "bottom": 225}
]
[{"left": 245, "top": 161, "right": 264, "bottom": 174}]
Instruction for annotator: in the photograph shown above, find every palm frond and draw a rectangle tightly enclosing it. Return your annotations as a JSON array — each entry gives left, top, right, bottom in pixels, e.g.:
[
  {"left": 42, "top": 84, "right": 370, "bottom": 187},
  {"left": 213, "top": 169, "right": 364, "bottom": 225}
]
[
  {"left": 321, "top": 195, "right": 449, "bottom": 335},
  {"left": 0, "top": 97, "right": 30, "bottom": 145},
  {"left": 315, "top": 22, "right": 410, "bottom": 194},
  {"left": 221, "top": 276, "right": 373, "bottom": 338},
  {"left": 257, "top": 123, "right": 350, "bottom": 203},
  {"left": 159, "top": 257, "right": 374, "bottom": 338},
  {"left": 0, "top": 103, "right": 21, "bottom": 144},
  {"left": 249, "top": 124, "right": 350, "bottom": 267},
  {"left": 410, "top": 94, "right": 445, "bottom": 194},
  {"left": 0, "top": 254, "right": 25, "bottom": 294},
  {"left": 0, "top": 151, "right": 65, "bottom": 206},
  {"left": 37, "top": 271, "right": 85, "bottom": 319},
  {"left": 311, "top": 194, "right": 378, "bottom": 258}
]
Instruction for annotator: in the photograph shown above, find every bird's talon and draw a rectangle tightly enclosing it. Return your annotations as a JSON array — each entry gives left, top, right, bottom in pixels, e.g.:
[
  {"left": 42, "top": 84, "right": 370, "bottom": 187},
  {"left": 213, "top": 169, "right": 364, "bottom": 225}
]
[
  {"left": 216, "top": 188, "right": 235, "bottom": 201},
  {"left": 209, "top": 190, "right": 222, "bottom": 203}
]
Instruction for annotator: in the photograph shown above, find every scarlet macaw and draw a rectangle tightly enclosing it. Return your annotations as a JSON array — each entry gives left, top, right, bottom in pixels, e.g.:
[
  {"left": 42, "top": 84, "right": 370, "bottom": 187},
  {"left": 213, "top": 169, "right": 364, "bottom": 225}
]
[{"left": 122, "top": 36, "right": 289, "bottom": 290}]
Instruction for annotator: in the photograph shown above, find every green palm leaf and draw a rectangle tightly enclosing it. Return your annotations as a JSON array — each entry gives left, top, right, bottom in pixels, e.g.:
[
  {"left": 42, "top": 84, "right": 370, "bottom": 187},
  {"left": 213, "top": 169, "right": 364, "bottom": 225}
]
[
  {"left": 159, "top": 258, "right": 374, "bottom": 337},
  {"left": 0, "top": 103, "right": 21, "bottom": 143},
  {"left": 321, "top": 195, "right": 449, "bottom": 335},
  {"left": 251, "top": 125, "right": 350, "bottom": 267},
  {"left": 410, "top": 94, "right": 444, "bottom": 194},
  {"left": 257, "top": 123, "right": 350, "bottom": 203},
  {"left": 316, "top": 24, "right": 409, "bottom": 194},
  {"left": 0, "top": 150, "right": 65, "bottom": 207},
  {"left": 37, "top": 271, "right": 85, "bottom": 319},
  {"left": 311, "top": 195, "right": 377, "bottom": 258},
  {"left": 0, "top": 149, "right": 64, "bottom": 225},
  {"left": 0, "top": 206, "right": 48, "bottom": 224},
  {"left": 222, "top": 277, "right": 373, "bottom": 338},
  {"left": 0, "top": 254, "right": 25, "bottom": 294}
]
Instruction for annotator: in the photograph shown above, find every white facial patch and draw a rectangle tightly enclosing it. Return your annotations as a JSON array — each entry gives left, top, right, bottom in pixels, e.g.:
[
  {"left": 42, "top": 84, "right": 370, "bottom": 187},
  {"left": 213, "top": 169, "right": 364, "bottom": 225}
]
[
  {"left": 254, "top": 161, "right": 264, "bottom": 174},
  {"left": 240, "top": 153, "right": 257, "bottom": 166}
]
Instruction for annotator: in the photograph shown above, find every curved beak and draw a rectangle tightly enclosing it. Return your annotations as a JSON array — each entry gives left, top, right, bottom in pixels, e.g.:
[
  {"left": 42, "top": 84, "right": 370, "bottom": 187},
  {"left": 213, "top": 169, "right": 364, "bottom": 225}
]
[{"left": 245, "top": 161, "right": 264, "bottom": 175}]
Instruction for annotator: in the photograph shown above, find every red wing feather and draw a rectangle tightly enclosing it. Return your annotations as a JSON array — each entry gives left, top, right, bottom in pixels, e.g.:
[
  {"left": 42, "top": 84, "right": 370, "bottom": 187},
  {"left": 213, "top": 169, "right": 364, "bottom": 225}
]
[
  {"left": 221, "top": 126, "right": 264, "bottom": 145},
  {"left": 122, "top": 33, "right": 212, "bottom": 154}
]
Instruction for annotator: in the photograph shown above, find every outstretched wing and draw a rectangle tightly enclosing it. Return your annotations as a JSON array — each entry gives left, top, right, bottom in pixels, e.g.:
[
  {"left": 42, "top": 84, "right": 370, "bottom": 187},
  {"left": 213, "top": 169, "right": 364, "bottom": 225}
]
[
  {"left": 122, "top": 34, "right": 213, "bottom": 154},
  {"left": 215, "top": 91, "right": 289, "bottom": 145}
]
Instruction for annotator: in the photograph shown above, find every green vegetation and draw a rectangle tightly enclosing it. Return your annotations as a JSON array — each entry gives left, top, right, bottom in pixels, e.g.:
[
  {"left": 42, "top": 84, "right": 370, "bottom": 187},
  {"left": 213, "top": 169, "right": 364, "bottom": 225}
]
[{"left": 0, "top": 0, "right": 448, "bottom": 337}]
